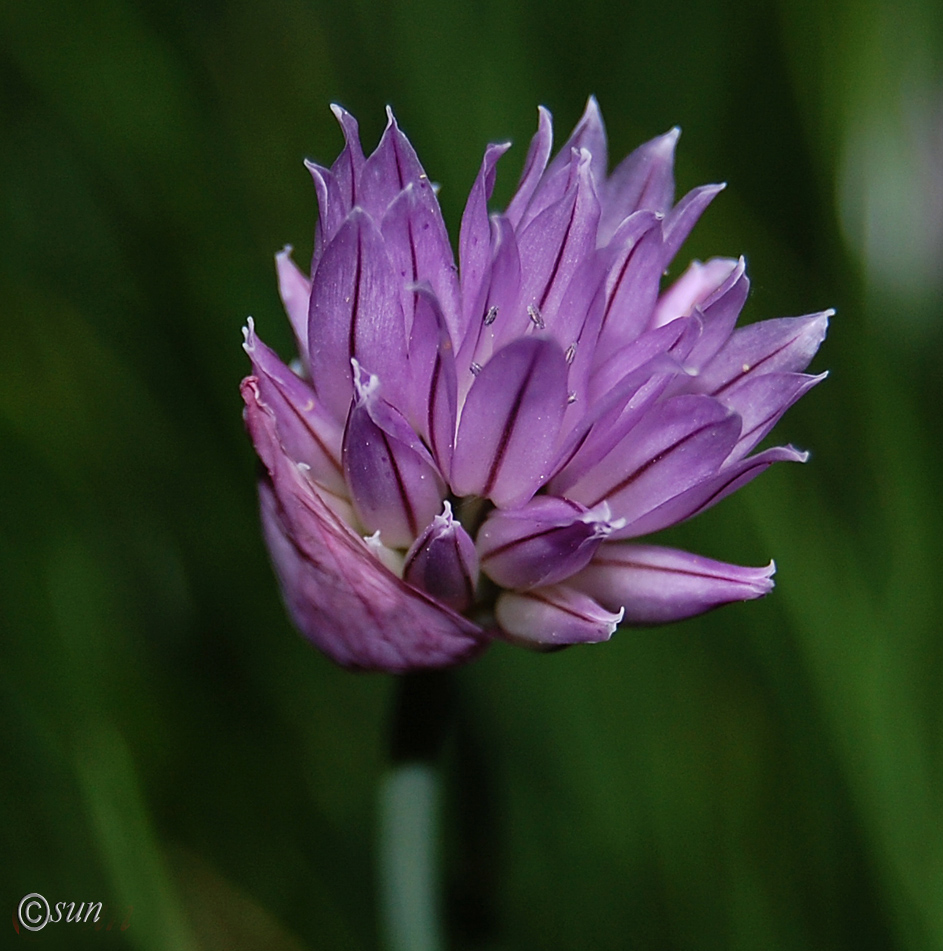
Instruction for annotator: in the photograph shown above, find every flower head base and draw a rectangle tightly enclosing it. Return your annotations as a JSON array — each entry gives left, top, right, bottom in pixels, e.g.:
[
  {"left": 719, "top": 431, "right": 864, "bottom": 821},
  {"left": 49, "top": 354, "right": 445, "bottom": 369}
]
[{"left": 242, "top": 99, "right": 828, "bottom": 672}]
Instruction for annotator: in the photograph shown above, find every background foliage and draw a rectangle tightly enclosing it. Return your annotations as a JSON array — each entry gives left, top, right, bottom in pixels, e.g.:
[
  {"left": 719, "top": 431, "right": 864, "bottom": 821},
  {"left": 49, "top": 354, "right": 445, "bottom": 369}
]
[{"left": 2, "top": 0, "right": 942, "bottom": 947}]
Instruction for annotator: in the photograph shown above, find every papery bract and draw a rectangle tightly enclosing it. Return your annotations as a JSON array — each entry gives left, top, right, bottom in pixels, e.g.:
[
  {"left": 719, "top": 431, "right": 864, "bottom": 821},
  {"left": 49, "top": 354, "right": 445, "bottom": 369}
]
[{"left": 243, "top": 99, "right": 828, "bottom": 671}]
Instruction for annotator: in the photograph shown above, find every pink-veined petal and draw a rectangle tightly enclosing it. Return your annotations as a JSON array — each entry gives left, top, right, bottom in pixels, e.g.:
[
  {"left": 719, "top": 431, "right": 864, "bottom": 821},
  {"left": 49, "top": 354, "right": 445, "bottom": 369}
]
[
  {"left": 244, "top": 377, "right": 487, "bottom": 672},
  {"left": 694, "top": 311, "right": 831, "bottom": 396},
  {"left": 478, "top": 497, "right": 623, "bottom": 589},
  {"left": 566, "top": 394, "right": 741, "bottom": 528},
  {"left": 451, "top": 337, "right": 569, "bottom": 508},
  {"left": 495, "top": 584, "right": 623, "bottom": 648},
  {"left": 571, "top": 544, "right": 775, "bottom": 624},
  {"left": 459, "top": 141, "right": 512, "bottom": 337},
  {"left": 342, "top": 362, "right": 446, "bottom": 549},
  {"left": 308, "top": 208, "right": 409, "bottom": 420},
  {"left": 242, "top": 320, "right": 345, "bottom": 494},
  {"left": 404, "top": 502, "right": 480, "bottom": 612}
]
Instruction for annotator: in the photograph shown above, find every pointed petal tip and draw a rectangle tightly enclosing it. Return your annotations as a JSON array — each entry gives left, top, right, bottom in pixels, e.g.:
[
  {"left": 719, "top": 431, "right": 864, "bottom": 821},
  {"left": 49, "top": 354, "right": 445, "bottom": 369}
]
[
  {"left": 649, "top": 127, "right": 681, "bottom": 154},
  {"left": 535, "top": 105, "right": 554, "bottom": 136},
  {"left": 304, "top": 157, "right": 329, "bottom": 183},
  {"left": 329, "top": 102, "right": 354, "bottom": 123},
  {"left": 581, "top": 95, "right": 603, "bottom": 124}
]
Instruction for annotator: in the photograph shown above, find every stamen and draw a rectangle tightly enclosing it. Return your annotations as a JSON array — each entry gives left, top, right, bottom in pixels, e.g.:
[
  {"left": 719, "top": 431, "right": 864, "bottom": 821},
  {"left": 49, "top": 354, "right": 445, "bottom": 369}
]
[
  {"left": 565, "top": 342, "right": 577, "bottom": 365},
  {"left": 470, "top": 362, "right": 482, "bottom": 376},
  {"left": 527, "top": 304, "right": 545, "bottom": 330},
  {"left": 567, "top": 392, "right": 578, "bottom": 404},
  {"left": 483, "top": 305, "right": 498, "bottom": 325}
]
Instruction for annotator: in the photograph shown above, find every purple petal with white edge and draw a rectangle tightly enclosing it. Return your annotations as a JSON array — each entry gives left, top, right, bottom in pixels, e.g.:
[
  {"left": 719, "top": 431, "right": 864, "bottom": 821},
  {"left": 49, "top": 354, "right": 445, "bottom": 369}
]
[
  {"left": 382, "top": 181, "right": 460, "bottom": 338},
  {"left": 550, "top": 361, "right": 678, "bottom": 495},
  {"left": 516, "top": 148, "right": 601, "bottom": 334},
  {"left": 680, "top": 258, "right": 750, "bottom": 372},
  {"left": 451, "top": 336, "right": 569, "bottom": 509},
  {"left": 305, "top": 161, "right": 341, "bottom": 273},
  {"left": 242, "top": 320, "right": 345, "bottom": 494},
  {"left": 307, "top": 208, "right": 409, "bottom": 421},
  {"left": 694, "top": 311, "right": 832, "bottom": 397},
  {"left": 495, "top": 584, "right": 623, "bottom": 648},
  {"left": 478, "top": 496, "right": 624, "bottom": 590},
  {"left": 358, "top": 107, "right": 428, "bottom": 219},
  {"left": 404, "top": 502, "right": 479, "bottom": 612},
  {"left": 571, "top": 544, "right": 775, "bottom": 624},
  {"left": 719, "top": 371, "right": 828, "bottom": 460},
  {"left": 555, "top": 315, "right": 701, "bottom": 488},
  {"left": 612, "top": 444, "right": 809, "bottom": 539},
  {"left": 460, "top": 142, "right": 512, "bottom": 336},
  {"left": 244, "top": 381, "right": 486, "bottom": 671},
  {"left": 505, "top": 106, "right": 553, "bottom": 229},
  {"left": 652, "top": 257, "right": 743, "bottom": 329},
  {"left": 407, "top": 285, "right": 458, "bottom": 472},
  {"left": 328, "top": 104, "right": 365, "bottom": 212},
  {"left": 589, "top": 299, "right": 697, "bottom": 401},
  {"left": 555, "top": 267, "right": 607, "bottom": 423},
  {"left": 599, "top": 127, "right": 679, "bottom": 245},
  {"left": 660, "top": 183, "right": 726, "bottom": 265},
  {"left": 276, "top": 246, "right": 312, "bottom": 360},
  {"left": 543, "top": 96, "right": 608, "bottom": 194},
  {"left": 460, "top": 214, "right": 524, "bottom": 379},
  {"left": 566, "top": 394, "right": 742, "bottom": 526},
  {"left": 597, "top": 212, "right": 667, "bottom": 350},
  {"left": 342, "top": 362, "right": 446, "bottom": 549}
]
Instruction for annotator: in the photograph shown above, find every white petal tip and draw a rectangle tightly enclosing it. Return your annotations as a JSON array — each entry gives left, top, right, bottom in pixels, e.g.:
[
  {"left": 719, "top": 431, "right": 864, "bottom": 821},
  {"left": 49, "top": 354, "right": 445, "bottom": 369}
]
[
  {"left": 241, "top": 317, "right": 256, "bottom": 350},
  {"left": 350, "top": 358, "right": 380, "bottom": 402}
]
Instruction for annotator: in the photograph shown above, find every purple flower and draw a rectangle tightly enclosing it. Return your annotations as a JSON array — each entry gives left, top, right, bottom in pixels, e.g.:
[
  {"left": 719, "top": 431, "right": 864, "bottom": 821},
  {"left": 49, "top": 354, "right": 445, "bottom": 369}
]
[{"left": 242, "top": 99, "right": 829, "bottom": 672}]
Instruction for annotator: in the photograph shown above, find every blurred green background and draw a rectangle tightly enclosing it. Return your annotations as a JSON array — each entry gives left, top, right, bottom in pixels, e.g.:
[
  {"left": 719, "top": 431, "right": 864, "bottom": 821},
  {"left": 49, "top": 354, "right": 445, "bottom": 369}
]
[{"left": 2, "top": 0, "right": 942, "bottom": 947}]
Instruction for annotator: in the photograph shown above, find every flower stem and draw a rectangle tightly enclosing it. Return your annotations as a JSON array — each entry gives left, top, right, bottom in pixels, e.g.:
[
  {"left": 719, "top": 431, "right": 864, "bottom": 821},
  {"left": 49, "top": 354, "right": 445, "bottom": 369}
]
[{"left": 379, "top": 672, "right": 454, "bottom": 951}]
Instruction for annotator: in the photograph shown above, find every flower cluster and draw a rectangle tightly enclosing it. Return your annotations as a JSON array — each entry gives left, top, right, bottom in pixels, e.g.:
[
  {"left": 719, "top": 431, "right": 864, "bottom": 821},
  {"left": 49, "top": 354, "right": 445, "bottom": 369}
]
[{"left": 242, "top": 99, "right": 828, "bottom": 672}]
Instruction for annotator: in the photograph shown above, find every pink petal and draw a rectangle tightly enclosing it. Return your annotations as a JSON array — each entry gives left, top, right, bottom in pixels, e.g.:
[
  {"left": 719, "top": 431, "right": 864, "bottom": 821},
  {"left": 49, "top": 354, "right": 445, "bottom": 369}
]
[
  {"left": 571, "top": 544, "right": 775, "bottom": 624},
  {"left": 451, "top": 337, "right": 569, "bottom": 508},
  {"left": 244, "top": 377, "right": 488, "bottom": 672},
  {"left": 495, "top": 584, "right": 623, "bottom": 648}
]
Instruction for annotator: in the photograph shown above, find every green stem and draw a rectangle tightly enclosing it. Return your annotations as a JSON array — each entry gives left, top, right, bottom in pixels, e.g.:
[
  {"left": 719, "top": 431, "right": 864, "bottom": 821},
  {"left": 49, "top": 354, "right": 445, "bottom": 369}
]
[{"left": 379, "top": 672, "right": 454, "bottom": 951}]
